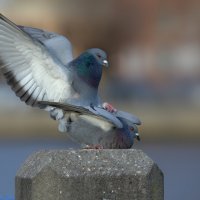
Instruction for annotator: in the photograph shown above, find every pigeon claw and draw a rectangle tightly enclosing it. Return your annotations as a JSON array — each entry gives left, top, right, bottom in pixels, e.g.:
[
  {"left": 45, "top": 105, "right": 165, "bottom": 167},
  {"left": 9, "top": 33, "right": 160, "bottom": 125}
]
[{"left": 102, "top": 102, "right": 117, "bottom": 113}]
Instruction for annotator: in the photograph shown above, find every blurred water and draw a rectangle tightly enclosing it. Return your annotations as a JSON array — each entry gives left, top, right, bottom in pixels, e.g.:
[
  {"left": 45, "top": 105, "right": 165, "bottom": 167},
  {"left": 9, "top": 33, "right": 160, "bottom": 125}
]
[{"left": 0, "top": 139, "right": 199, "bottom": 200}]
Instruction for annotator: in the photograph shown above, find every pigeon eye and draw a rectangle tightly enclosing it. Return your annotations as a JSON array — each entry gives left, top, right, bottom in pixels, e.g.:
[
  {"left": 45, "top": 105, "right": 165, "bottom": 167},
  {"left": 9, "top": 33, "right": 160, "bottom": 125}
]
[
  {"left": 130, "top": 127, "right": 134, "bottom": 131},
  {"left": 97, "top": 54, "right": 102, "bottom": 59}
]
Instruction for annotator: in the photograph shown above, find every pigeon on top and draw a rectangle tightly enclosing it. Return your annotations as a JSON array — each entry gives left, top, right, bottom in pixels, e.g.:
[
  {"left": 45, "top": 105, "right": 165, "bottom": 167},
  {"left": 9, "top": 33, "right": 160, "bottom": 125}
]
[
  {"left": 0, "top": 14, "right": 108, "bottom": 108},
  {"left": 0, "top": 14, "right": 142, "bottom": 149}
]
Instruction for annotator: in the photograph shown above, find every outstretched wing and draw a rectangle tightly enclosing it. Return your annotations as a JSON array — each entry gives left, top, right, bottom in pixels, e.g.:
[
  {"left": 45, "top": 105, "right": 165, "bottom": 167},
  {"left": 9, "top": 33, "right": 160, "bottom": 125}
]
[
  {"left": 0, "top": 14, "right": 74, "bottom": 106},
  {"left": 18, "top": 25, "right": 73, "bottom": 66},
  {"left": 38, "top": 101, "right": 123, "bottom": 128}
]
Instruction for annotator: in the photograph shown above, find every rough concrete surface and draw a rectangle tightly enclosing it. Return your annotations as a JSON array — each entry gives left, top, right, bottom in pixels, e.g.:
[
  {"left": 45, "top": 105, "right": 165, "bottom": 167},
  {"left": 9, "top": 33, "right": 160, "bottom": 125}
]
[{"left": 16, "top": 149, "right": 164, "bottom": 200}]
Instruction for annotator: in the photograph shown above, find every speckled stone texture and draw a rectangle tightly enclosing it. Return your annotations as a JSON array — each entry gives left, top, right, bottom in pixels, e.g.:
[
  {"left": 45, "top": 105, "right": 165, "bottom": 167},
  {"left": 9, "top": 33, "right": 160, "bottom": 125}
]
[{"left": 15, "top": 149, "right": 164, "bottom": 200}]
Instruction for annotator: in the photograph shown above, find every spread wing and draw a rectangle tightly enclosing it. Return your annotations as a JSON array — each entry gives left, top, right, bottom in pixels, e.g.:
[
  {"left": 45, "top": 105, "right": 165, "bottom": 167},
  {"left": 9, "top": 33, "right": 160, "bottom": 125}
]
[
  {"left": 18, "top": 25, "right": 73, "bottom": 66},
  {"left": 38, "top": 101, "right": 123, "bottom": 128},
  {"left": 0, "top": 14, "right": 74, "bottom": 107}
]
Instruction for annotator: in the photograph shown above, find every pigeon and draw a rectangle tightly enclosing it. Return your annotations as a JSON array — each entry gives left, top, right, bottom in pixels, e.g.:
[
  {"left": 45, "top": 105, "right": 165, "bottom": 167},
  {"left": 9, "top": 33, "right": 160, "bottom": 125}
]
[
  {"left": 39, "top": 101, "right": 141, "bottom": 149},
  {"left": 0, "top": 14, "right": 142, "bottom": 149},
  {"left": 0, "top": 14, "right": 108, "bottom": 118}
]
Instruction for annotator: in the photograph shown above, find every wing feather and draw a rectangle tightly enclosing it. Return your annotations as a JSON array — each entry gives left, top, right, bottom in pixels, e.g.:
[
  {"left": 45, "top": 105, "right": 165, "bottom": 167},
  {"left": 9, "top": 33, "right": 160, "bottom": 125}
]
[
  {"left": 18, "top": 25, "right": 73, "bottom": 66},
  {"left": 38, "top": 101, "right": 123, "bottom": 128},
  {"left": 0, "top": 14, "right": 74, "bottom": 107},
  {"left": 115, "top": 111, "right": 141, "bottom": 125}
]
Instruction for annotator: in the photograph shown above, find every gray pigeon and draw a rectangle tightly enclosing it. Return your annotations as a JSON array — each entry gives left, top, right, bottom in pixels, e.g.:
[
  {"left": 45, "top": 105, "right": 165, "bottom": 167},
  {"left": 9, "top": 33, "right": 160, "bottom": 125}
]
[
  {"left": 0, "top": 14, "right": 142, "bottom": 149},
  {"left": 38, "top": 101, "right": 141, "bottom": 149},
  {"left": 0, "top": 14, "right": 108, "bottom": 115}
]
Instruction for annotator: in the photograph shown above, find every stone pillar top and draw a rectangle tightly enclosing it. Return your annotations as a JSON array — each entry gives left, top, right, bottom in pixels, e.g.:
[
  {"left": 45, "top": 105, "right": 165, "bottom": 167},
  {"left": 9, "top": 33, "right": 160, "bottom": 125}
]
[
  {"left": 16, "top": 149, "right": 164, "bottom": 200},
  {"left": 17, "top": 149, "right": 155, "bottom": 178}
]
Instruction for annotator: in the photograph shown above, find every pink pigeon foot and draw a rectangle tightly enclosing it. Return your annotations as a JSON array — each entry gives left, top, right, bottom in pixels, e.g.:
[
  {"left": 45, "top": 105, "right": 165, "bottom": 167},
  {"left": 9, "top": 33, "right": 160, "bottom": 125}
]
[{"left": 102, "top": 102, "right": 117, "bottom": 113}]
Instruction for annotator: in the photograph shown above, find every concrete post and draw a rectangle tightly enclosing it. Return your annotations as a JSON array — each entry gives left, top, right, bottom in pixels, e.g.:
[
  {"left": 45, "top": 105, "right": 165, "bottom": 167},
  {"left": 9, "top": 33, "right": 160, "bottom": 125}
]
[{"left": 15, "top": 149, "right": 164, "bottom": 200}]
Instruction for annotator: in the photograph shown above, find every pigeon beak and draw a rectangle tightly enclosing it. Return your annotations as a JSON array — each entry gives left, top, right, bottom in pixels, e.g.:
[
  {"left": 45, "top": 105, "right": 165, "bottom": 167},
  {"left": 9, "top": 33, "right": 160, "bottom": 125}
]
[
  {"left": 135, "top": 133, "right": 141, "bottom": 141},
  {"left": 102, "top": 60, "right": 109, "bottom": 67}
]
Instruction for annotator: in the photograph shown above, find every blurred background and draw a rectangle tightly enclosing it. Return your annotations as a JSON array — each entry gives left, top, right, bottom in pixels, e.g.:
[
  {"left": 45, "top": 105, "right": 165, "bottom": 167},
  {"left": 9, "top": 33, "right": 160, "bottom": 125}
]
[{"left": 0, "top": 0, "right": 200, "bottom": 199}]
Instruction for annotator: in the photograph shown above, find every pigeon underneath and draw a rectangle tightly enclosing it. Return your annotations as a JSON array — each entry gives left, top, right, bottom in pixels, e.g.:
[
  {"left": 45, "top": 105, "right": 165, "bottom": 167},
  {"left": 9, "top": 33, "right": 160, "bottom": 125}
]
[{"left": 39, "top": 101, "right": 141, "bottom": 149}]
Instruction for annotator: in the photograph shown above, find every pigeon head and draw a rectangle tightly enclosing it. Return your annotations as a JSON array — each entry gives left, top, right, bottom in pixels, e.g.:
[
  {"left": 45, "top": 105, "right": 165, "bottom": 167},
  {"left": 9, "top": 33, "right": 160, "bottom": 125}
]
[
  {"left": 86, "top": 48, "right": 108, "bottom": 67},
  {"left": 116, "top": 123, "right": 140, "bottom": 148},
  {"left": 129, "top": 124, "right": 141, "bottom": 141},
  {"left": 72, "top": 48, "right": 108, "bottom": 88}
]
